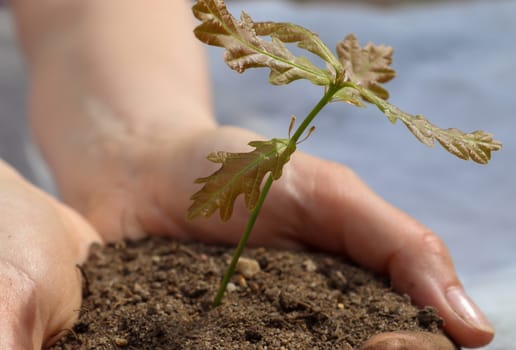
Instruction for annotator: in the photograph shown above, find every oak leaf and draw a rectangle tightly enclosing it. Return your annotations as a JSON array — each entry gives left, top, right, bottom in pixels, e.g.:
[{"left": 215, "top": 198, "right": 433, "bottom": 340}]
[
  {"left": 252, "top": 21, "right": 342, "bottom": 74},
  {"left": 336, "top": 33, "right": 396, "bottom": 100},
  {"left": 192, "top": 0, "right": 334, "bottom": 85},
  {"left": 191, "top": 0, "right": 501, "bottom": 169},
  {"left": 188, "top": 139, "right": 296, "bottom": 221},
  {"left": 358, "top": 87, "right": 502, "bottom": 164}
]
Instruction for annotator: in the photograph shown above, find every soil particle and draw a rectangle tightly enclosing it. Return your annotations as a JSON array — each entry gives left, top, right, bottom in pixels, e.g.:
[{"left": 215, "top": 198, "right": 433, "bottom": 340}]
[
  {"left": 51, "top": 237, "right": 446, "bottom": 349},
  {"left": 236, "top": 257, "right": 261, "bottom": 278}
]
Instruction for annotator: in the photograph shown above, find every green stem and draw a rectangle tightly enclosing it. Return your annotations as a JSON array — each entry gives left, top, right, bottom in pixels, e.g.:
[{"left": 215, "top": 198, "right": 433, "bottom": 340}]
[
  {"left": 212, "top": 174, "right": 275, "bottom": 307},
  {"left": 290, "top": 84, "right": 341, "bottom": 143},
  {"left": 212, "top": 84, "right": 340, "bottom": 307}
]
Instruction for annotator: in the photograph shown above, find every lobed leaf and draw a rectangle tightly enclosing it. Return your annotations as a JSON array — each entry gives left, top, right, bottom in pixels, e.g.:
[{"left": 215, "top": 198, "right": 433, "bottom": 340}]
[
  {"left": 336, "top": 34, "right": 396, "bottom": 100},
  {"left": 252, "top": 21, "right": 342, "bottom": 74},
  {"left": 357, "top": 87, "right": 503, "bottom": 164},
  {"left": 192, "top": 0, "right": 333, "bottom": 85},
  {"left": 188, "top": 139, "right": 296, "bottom": 221}
]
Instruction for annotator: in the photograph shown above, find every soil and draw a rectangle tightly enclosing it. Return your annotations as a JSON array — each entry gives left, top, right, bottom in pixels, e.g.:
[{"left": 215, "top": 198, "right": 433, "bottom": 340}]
[{"left": 51, "top": 237, "right": 447, "bottom": 350}]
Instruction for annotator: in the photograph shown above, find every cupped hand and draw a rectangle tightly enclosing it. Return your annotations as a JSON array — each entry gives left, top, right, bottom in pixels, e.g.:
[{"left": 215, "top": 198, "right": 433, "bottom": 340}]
[
  {"left": 22, "top": 4, "right": 492, "bottom": 344},
  {"left": 0, "top": 161, "right": 100, "bottom": 349},
  {"left": 14, "top": 1, "right": 492, "bottom": 348},
  {"left": 44, "top": 123, "right": 492, "bottom": 349}
]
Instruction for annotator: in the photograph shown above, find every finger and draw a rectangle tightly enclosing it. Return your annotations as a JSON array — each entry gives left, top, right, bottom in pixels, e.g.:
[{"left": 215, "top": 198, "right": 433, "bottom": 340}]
[
  {"left": 360, "top": 331, "right": 457, "bottom": 350},
  {"left": 288, "top": 154, "right": 494, "bottom": 348}
]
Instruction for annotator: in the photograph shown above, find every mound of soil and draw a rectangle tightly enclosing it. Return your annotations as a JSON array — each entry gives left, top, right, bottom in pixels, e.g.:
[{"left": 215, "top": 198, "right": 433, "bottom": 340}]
[{"left": 51, "top": 237, "right": 446, "bottom": 349}]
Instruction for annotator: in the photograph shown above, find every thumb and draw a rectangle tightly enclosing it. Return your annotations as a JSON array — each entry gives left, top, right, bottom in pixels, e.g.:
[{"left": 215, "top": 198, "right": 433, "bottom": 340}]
[
  {"left": 287, "top": 154, "right": 494, "bottom": 348},
  {"left": 389, "top": 232, "right": 495, "bottom": 348}
]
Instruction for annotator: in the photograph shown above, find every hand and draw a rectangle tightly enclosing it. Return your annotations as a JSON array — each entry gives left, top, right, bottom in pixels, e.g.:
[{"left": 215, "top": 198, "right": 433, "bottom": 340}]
[
  {"left": 18, "top": 1, "right": 493, "bottom": 346},
  {"left": 43, "top": 123, "right": 491, "bottom": 349},
  {"left": 0, "top": 161, "right": 100, "bottom": 349}
]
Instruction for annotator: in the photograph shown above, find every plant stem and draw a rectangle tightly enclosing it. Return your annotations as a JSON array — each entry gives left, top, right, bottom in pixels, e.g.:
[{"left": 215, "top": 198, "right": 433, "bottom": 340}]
[
  {"left": 212, "top": 85, "right": 340, "bottom": 307},
  {"left": 290, "top": 84, "right": 341, "bottom": 143},
  {"left": 212, "top": 174, "right": 275, "bottom": 307}
]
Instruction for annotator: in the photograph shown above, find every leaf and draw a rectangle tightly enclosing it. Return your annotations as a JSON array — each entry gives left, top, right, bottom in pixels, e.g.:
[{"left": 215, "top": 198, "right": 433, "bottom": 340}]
[
  {"left": 336, "top": 33, "right": 396, "bottom": 100},
  {"left": 357, "top": 87, "right": 503, "bottom": 164},
  {"left": 252, "top": 21, "right": 342, "bottom": 73},
  {"left": 332, "top": 86, "right": 365, "bottom": 107},
  {"left": 192, "top": 0, "right": 333, "bottom": 85},
  {"left": 188, "top": 139, "right": 296, "bottom": 221}
]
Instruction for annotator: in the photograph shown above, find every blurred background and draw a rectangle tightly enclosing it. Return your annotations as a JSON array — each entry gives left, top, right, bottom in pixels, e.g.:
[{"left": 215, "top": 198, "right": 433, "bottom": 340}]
[{"left": 1, "top": 1, "right": 514, "bottom": 349}]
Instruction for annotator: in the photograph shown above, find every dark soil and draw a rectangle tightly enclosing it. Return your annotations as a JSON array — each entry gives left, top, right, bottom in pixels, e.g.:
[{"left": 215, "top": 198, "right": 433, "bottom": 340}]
[{"left": 51, "top": 237, "right": 446, "bottom": 349}]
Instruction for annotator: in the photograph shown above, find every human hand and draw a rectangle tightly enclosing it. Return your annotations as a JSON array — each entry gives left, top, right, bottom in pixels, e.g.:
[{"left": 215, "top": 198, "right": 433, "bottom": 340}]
[
  {"left": 0, "top": 161, "right": 100, "bottom": 349},
  {"left": 17, "top": 1, "right": 492, "bottom": 346},
  {"left": 41, "top": 123, "right": 491, "bottom": 349}
]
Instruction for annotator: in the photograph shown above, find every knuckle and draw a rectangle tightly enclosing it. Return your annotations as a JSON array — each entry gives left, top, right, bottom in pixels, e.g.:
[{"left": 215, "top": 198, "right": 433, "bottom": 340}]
[
  {"left": 419, "top": 229, "right": 447, "bottom": 257},
  {"left": 332, "top": 161, "right": 359, "bottom": 180}
]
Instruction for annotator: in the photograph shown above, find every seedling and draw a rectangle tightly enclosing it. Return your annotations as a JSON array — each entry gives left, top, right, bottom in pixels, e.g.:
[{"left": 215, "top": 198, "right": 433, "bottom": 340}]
[{"left": 187, "top": 0, "right": 502, "bottom": 307}]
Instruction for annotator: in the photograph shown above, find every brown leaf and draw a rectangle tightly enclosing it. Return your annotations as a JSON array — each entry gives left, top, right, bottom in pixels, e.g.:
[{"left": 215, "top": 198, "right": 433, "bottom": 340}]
[
  {"left": 192, "top": 0, "right": 332, "bottom": 85},
  {"left": 188, "top": 139, "right": 296, "bottom": 221},
  {"left": 336, "top": 34, "right": 396, "bottom": 99},
  {"left": 357, "top": 86, "right": 502, "bottom": 164},
  {"left": 253, "top": 21, "right": 342, "bottom": 73}
]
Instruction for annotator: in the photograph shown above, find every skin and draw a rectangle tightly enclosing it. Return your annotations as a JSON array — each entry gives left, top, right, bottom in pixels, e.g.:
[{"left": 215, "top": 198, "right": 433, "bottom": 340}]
[
  {"left": 2, "top": 0, "right": 494, "bottom": 348},
  {"left": 0, "top": 161, "right": 100, "bottom": 349}
]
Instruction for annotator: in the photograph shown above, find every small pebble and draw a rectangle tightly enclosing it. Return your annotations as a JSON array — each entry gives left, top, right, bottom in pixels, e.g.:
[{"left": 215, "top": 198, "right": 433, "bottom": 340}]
[
  {"left": 133, "top": 283, "right": 144, "bottom": 294},
  {"left": 248, "top": 281, "right": 260, "bottom": 293},
  {"left": 114, "top": 337, "right": 128, "bottom": 347},
  {"left": 236, "top": 257, "right": 261, "bottom": 278},
  {"left": 226, "top": 282, "right": 237, "bottom": 292},
  {"left": 302, "top": 259, "right": 317, "bottom": 272},
  {"left": 238, "top": 275, "right": 248, "bottom": 288}
]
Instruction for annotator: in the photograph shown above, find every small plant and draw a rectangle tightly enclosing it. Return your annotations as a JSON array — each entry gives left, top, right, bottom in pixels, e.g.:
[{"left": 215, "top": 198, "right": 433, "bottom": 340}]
[{"left": 187, "top": 0, "right": 502, "bottom": 307}]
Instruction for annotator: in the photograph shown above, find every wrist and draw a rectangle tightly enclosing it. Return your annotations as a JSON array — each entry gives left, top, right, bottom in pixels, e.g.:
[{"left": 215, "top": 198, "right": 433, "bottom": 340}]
[
  {"left": 15, "top": 0, "right": 214, "bottom": 132},
  {"left": 19, "top": 0, "right": 217, "bottom": 171}
]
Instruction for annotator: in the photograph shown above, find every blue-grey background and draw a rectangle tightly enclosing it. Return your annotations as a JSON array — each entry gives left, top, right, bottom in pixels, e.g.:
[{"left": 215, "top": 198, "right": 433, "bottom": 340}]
[{"left": 1, "top": 1, "right": 514, "bottom": 349}]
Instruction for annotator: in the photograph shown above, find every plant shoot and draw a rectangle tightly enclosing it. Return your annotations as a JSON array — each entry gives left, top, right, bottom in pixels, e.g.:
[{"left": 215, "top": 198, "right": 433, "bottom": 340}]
[{"left": 187, "top": 0, "right": 502, "bottom": 307}]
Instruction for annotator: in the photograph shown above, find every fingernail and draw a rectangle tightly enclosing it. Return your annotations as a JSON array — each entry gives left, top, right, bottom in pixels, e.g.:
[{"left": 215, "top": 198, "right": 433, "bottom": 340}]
[{"left": 446, "top": 286, "right": 495, "bottom": 333}]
